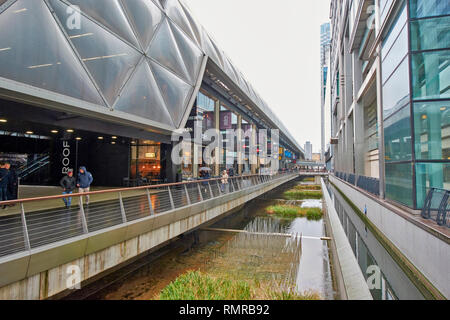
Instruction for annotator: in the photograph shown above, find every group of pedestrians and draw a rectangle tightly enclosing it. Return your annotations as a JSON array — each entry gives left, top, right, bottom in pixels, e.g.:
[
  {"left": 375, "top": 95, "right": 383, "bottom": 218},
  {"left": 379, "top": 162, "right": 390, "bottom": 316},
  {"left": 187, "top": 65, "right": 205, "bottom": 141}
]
[
  {"left": 198, "top": 167, "right": 235, "bottom": 194},
  {"left": 0, "top": 162, "right": 18, "bottom": 209},
  {"left": 59, "top": 166, "right": 93, "bottom": 208}
]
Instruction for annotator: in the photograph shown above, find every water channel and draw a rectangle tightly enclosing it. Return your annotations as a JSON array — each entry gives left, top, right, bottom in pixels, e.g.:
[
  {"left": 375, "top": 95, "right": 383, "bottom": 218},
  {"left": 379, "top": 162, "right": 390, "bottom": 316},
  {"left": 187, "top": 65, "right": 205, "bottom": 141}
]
[
  {"left": 326, "top": 181, "right": 425, "bottom": 300},
  {"left": 65, "top": 178, "right": 425, "bottom": 300}
]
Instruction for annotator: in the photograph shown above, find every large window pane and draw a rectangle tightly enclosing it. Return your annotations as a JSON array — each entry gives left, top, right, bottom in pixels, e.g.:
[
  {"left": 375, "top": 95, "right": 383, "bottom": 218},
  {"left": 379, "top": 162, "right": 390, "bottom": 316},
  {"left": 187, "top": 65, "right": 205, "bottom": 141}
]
[
  {"left": 0, "top": 0, "right": 105, "bottom": 106},
  {"left": 197, "top": 91, "right": 215, "bottom": 136},
  {"left": 382, "top": 25, "right": 408, "bottom": 82},
  {"left": 415, "top": 162, "right": 450, "bottom": 208},
  {"left": 409, "top": 0, "right": 450, "bottom": 19},
  {"left": 384, "top": 105, "right": 412, "bottom": 162},
  {"left": 382, "top": 58, "right": 410, "bottom": 118},
  {"left": 114, "top": 60, "right": 173, "bottom": 127},
  {"left": 382, "top": 2, "right": 407, "bottom": 59},
  {"left": 49, "top": 0, "right": 142, "bottom": 106},
  {"left": 413, "top": 100, "right": 450, "bottom": 160},
  {"left": 411, "top": 16, "right": 450, "bottom": 51},
  {"left": 412, "top": 50, "right": 450, "bottom": 100},
  {"left": 385, "top": 162, "right": 413, "bottom": 207},
  {"left": 381, "top": 0, "right": 394, "bottom": 26}
]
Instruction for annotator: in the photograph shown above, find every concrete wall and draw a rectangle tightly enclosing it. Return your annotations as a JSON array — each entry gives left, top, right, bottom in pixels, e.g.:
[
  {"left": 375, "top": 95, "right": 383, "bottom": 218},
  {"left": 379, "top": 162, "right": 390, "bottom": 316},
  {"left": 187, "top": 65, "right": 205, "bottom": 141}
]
[
  {"left": 330, "top": 175, "right": 449, "bottom": 299},
  {"left": 321, "top": 179, "right": 372, "bottom": 300},
  {"left": 0, "top": 175, "right": 296, "bottom": 300}
]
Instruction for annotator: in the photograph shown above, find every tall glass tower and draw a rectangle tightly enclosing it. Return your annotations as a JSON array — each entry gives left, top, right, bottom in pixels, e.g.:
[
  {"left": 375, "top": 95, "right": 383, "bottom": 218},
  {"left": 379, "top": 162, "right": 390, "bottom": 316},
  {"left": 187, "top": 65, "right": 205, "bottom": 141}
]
[{"left": 320, "top": 23, "right": 331, "bottom": 162}]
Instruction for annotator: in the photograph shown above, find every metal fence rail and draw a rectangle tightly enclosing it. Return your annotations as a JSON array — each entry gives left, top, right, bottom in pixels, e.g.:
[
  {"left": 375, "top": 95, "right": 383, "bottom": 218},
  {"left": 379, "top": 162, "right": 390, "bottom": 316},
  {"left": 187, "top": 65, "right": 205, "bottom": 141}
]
[
  {"left": 0, "top": 173, "right": 295, "bottom": 259},
  {"left": 335, "top": 172, "right": 380, "bottom": 197},
  {"left": 421, "top": 188, "right": 449, "bottom": 228},
  {"left": 335, "top": 172, "right": 449, "bottom": 228}
]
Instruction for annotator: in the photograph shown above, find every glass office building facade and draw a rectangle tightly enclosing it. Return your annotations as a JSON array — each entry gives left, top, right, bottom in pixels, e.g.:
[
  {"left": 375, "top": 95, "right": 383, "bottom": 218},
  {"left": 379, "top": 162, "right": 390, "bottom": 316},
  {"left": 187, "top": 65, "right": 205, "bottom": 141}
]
[
  {"left": 383, "top": 0, "right": 449, "bottom": 208},
  {"left": 330, "top": 0, "right": 449, "bottom": 209}
]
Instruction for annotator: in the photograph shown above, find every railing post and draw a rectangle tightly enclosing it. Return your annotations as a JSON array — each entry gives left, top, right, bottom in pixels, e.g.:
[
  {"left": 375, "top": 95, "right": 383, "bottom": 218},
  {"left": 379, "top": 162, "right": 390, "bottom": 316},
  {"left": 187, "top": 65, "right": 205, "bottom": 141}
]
[
  {"left": 118, "top": 192, "right": 127, "bottom": 223},
  {"left": 20, "top": 204, "right": 31, "bottom": 250},
  {"left": 217, "top": 180, "right": 222, "bottom": 195},
  {"left": 208, "top": 181, "right": 214, "bottom": 198},
  {"left": 197, "top": 182, "right": 204, "bottom": 201},
  {"left": 168, "top": 186, "right": 175, "bottom": 210},
  {"left": 146, "top": 188, "right": 155, "bottom": 215},
  {"left": 184, "top": 184, "right": 191, "bottom": 205},
  {"left": 78, "top": 196, "right": 89, "bottom": 234},
  {"left": 436, "top": 191, "right": 449, "bottom": 226}
]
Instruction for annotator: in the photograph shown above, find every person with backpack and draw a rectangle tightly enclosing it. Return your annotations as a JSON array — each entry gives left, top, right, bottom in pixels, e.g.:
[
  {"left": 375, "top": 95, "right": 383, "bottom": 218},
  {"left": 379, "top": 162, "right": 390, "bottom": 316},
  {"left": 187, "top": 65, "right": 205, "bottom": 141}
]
[
  {"left": 60, "top": 169, "right": 76, "bottom": 208},
  {"left": 77, "top": 166, "right": 93, "bottom": 205}
]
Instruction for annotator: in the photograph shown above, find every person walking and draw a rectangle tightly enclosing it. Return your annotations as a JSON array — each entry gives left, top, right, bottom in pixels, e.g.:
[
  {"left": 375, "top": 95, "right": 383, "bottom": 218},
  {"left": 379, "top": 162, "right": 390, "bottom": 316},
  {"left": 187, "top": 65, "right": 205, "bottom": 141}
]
[
  {"left": 76, "top": 166, "right": 93, "bottom": 205},
  {"left": 60, "top": 170, "right": 76, "bottom": 208},
  {"left": 221, "top": 170, "right": 229, "bottom": 193},
  {"left": 5, "top": 162, "right": 18, "bottom": 205},
  {"left": 0, "top": 162, "right": 10, "bottom": 209}
]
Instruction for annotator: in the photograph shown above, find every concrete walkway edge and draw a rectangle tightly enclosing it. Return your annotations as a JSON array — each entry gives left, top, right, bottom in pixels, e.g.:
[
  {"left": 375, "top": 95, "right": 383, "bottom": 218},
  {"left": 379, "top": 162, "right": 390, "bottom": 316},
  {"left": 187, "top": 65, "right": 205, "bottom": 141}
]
[{"left": 321, "top": 178, "right": 373, "bottom": 300}]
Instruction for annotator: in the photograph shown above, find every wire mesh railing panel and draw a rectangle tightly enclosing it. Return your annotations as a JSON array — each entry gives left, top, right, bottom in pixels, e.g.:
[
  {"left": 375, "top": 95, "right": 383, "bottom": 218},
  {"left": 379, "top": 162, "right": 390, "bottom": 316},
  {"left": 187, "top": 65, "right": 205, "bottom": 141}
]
[
  {"left": 231, "top": 179, "right": 240, "bottom": 191},
  {"left": 0, "top": 214, "right": 26, "bottom": 257},
  {"left": 121, "top": 191, "right": 151, "bottom": 222},
  {"left": 186, "top": 183, "right": 201, "bottom": 204},
  {"left": 84, "top": 199, "right": 123, "bottom": 232},
  {"left": 210, "top": 181, "right": 221, "bottom": 197},
  {"left": 199, "top": 181, "right": 212, "bottom": 200},
  {"left": 150, "top": 188, "right": 173, "bottom": 214},
  {"left": 170, "top": 185, "right": 190, "bottom": 209},
  {"left": 26, "top": 206, "right": 85, "bottom": 249},
  {"left": 0, "top": 173, "right": 296, "bottom": 258}
]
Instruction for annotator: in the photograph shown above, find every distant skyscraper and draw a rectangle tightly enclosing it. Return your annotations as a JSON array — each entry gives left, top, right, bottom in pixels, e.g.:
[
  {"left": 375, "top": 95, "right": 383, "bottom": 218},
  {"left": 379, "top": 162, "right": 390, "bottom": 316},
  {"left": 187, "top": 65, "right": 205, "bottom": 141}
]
[
  {"left": 320, "top": 23, "right": 330, "bottom": 162},
  {"left": 304, "top": 141, "right": 313, "bottom": 161}
]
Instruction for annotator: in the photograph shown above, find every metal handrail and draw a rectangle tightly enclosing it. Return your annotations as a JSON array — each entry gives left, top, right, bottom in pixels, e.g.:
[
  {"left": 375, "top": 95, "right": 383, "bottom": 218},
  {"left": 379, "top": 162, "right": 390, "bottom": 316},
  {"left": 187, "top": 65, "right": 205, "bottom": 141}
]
[
  {"left": 0, "top": 174, "right": 268, "bottom": 206},
  {"left": 0, "top": 172, "right": 297, "bottom": 258}
]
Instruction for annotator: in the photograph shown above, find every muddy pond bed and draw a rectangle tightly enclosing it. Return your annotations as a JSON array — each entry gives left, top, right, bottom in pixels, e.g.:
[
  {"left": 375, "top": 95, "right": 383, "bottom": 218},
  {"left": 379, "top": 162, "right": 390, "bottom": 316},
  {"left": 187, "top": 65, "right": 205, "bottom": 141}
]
[{"left": 69, "top": 179, "right": 335, "bottom": 300}]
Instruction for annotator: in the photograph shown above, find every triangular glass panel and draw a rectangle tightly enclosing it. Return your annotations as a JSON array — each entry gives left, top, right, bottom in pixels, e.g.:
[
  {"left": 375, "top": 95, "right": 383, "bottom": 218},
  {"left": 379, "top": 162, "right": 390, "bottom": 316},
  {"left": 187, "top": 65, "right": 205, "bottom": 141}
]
[
  {"left": 65, "top": 0, "right": 140, "bottom": 49},
  {"left": 114, "top": 59, "right": 174, "bottom": 127},
  {"left": 148, "top": 18, "right": 190, "bottom": 84},
  {"left": 149, "top": 59, "right": 193, "bottom": 127},
  {"left": 223, "top": 56, "right": 239, "bottom": 84},
  {"left": 0, "top": 0, "right": 104, "bottom": 106},
  {"left": 169, "top": 20, "right": 203, "bottom": 85},
  {"left": 179, "top": 1, "right": 203, "bottom": 47},
  {"left": 163, "top": 0, "right": 199, "bottom": 47},
  {"left": 201, "top": 28, "right": 223, "bottom": 68},
  {"left": 120, "top": 0, "right": 163, "bottom": 52},
  {"left": 49, "top": 0, "right": 142, "bottom": 106},
  {"left": 152, "top": 0, "right": 162, "bottom": 8}
]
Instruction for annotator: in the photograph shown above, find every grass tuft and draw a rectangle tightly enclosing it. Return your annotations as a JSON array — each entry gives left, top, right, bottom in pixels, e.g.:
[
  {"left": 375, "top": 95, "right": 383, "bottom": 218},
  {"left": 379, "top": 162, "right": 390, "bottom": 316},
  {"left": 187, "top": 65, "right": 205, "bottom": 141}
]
[
  {"left": 159, "top": 271, "right": 251, "bottom": 300},
  {"left": 283, "top": 190, "right": 323, "bottom": 200},
  {"left": 159, "top": 271, "right": 321, "bottom": 300},
  {"left": 292, "top": 185, "right": 322, "bottom": 191},
  {"left": 266, "top": 205, "right": 323, "bottom": 220}
]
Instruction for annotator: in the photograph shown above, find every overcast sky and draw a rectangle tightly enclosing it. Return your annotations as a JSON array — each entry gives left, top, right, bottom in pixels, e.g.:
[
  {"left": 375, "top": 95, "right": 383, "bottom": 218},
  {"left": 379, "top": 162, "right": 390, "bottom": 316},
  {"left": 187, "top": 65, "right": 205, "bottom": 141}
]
[{"left": 185, "top": 0, "right": 331, "bottom": 153}]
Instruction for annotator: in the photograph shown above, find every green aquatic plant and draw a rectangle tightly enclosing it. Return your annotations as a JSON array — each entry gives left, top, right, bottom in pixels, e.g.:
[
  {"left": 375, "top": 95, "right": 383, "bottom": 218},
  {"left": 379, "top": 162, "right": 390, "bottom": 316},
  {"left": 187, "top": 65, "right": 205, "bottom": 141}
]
[
  {"left": 158, "top": 271, "right": 321, "bottom": 300},
  {"left": 266, "top": 205, "right": 323, "bottom": 220},
  {"left": 283, "top": 190, "right": 323, "bottom": 200},
  {"left": 159, "top": 271, "right": 251, "bottom": 300},
  {"left": 292, "top": 185, "right": 322, "bottom": 191}
]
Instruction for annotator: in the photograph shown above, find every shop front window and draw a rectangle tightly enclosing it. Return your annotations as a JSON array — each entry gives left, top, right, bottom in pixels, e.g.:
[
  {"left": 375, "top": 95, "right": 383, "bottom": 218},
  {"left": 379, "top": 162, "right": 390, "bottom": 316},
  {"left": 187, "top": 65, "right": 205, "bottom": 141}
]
[
  {"left": 220, "top": 104, "right": 238, "bottom": 173},
  {"left": 131, "top": 140, "right": 161, "bottom": 184}
]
